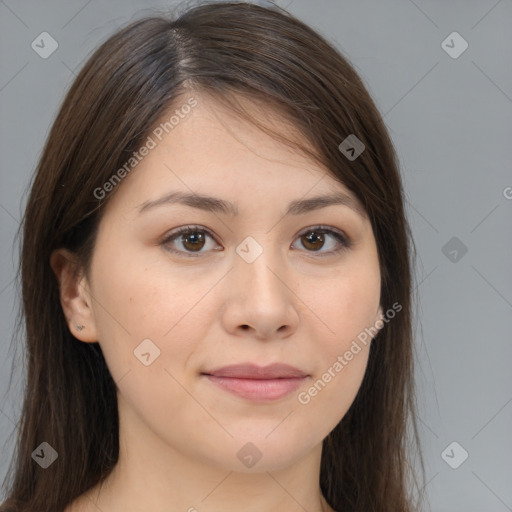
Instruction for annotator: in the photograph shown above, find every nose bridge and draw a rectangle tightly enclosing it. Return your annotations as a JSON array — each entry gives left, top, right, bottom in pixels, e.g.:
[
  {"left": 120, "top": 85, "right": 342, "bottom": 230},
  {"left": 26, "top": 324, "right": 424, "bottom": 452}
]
[
  {"left": 219, "top": 231, "right": 301, "bottom": 340},
  {"left": 234, "top": 233, "right": 287, "bottom": 300}
]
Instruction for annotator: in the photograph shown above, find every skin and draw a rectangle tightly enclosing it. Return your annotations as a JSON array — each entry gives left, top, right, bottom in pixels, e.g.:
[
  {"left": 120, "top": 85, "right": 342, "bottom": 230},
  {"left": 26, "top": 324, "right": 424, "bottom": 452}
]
[{"left": 52, "top": 91, "right": 383, "bottom": 512}]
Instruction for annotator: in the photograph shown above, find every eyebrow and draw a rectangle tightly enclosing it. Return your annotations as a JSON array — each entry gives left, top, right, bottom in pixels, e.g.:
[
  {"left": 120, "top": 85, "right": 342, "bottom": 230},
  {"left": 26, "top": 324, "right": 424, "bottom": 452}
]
[{"left": 137, "top": 190, "right": 366, "bottom": 219}]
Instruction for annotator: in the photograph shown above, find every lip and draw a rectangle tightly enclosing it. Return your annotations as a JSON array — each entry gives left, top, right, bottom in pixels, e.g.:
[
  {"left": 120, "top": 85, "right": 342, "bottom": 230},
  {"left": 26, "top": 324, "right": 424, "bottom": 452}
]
[
  {"left": 201, "top": 363, "right": 309, "bottom": 402},
  {"left": 203, "top": 363, "right": 308, "bottom": 379}
]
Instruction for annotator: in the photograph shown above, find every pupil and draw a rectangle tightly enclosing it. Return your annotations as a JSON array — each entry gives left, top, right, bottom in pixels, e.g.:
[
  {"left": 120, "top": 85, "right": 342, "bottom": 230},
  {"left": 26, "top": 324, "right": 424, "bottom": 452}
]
[
  {"left": 304, "top": 231, "right": 324, "bottom": 250},
  {"left": 184, "top": 232, "right": 204, "bottom": 250}
]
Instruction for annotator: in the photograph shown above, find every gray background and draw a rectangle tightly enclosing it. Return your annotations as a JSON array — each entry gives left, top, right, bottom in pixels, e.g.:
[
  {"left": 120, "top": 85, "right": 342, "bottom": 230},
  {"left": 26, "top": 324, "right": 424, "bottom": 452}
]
[{"left": 1, "top": 0, "right": 511, "bottom": 511}]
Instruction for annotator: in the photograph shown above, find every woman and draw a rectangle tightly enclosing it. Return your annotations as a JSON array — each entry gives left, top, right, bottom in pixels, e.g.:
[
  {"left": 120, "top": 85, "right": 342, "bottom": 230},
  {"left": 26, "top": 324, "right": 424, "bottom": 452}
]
[{"left": 0, "top": 1, "right": 426, "bottom": 511}]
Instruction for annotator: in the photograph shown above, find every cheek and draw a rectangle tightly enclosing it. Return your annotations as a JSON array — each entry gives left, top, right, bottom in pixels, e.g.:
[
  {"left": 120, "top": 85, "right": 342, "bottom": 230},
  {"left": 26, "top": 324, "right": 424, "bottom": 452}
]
[
  {"left": 307, "top": 346, "right": 370, "bottom": 437},
  {"left": 88, "top": 248, "right": 211, "bottom": 381},
  {"left": 93, "top": 241, "right": 199, "bottom": 327},
  {"left": 303, "top": 262, "right": 380, "bottom": 350},
  {"left": 295, "top": 257, "right": 379, "bottom": 415},
  {"left": 296, "top": 286, "right": 375, "bottom": 437}
]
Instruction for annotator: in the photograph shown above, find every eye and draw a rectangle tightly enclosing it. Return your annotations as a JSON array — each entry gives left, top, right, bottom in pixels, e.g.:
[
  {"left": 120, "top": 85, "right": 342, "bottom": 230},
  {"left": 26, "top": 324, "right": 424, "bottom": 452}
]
[
  {"left": 161, "top": 225, "right": 220, "bottom": 257},
  {"left": 292, "top": 225, "right": 352, "bottom": 256},
  {"left": 161, "top": 225, "right": 351, "bottom": 257}
]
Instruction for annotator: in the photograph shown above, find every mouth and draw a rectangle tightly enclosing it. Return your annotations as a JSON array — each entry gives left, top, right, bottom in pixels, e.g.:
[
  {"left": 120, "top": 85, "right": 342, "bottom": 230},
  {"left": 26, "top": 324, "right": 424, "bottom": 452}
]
[{"left": 201, "top": 363, "right": 309, "bottom": 402}]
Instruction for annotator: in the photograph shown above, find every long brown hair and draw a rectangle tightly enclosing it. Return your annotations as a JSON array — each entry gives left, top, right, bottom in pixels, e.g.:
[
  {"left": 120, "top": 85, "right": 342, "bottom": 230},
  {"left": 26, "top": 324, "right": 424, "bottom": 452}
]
[{"left": 1, "top": 1, "right": 426, "bottom": 511}]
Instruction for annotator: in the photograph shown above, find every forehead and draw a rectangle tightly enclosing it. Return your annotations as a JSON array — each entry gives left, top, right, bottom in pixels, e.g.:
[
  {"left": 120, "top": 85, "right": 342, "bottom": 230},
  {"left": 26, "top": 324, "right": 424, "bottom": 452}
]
[
  {"left": 103, "top": 91, "right": 364, "bottom": 218},
  {"left": 158, "top": 92, "right": 319, "bottom": 173}
]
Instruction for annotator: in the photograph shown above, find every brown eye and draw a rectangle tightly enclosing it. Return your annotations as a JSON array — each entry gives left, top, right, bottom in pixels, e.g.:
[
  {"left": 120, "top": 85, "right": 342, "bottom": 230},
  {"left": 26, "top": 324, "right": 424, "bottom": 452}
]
[
  {"left": 162, "top": 226, "right": 219, "bottom": 257},
  {"left": 293, "top": 227, "right": 351, "bottom": 256},
  {"left": 180, "top": 231, "right": 206, "bottom": 252},
  {"left": 161, "top": 224, "right": 351, "bottom": 258},
  {"left": 301, "top": 230, "right": 326, "bottom": 251}
]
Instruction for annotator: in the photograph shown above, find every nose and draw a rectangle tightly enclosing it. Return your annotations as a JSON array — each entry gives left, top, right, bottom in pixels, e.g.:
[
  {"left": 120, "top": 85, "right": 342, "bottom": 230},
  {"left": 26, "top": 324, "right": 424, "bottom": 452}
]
[{"left": 220, "top": 241, "right": 300, "bottom": 340}]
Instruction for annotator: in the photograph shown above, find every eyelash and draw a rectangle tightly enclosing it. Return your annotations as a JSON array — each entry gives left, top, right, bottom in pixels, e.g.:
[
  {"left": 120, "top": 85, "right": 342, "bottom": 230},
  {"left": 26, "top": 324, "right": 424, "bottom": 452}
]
[{"left": 160, "top": 224, "right": 351, "bottom": 258}]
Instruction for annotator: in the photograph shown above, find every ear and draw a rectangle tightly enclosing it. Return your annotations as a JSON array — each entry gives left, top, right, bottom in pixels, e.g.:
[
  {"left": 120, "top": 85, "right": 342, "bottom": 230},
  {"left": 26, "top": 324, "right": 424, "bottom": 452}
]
[{"left": 50, "top": 248, "right": 98, "bottom": 342}]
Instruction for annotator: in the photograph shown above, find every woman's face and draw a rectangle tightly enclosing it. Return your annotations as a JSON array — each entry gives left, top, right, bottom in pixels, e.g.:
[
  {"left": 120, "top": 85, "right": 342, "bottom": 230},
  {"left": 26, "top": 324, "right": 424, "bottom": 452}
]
[{"left": 72, "top": 92, "right": 382, "bottom": 473}]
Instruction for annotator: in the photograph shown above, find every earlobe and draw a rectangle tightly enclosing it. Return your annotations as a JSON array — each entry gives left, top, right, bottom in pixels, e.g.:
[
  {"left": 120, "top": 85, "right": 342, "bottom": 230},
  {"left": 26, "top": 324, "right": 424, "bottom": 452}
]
[{"left": 49, "top": 248, "right": 98, "bottom": 342}]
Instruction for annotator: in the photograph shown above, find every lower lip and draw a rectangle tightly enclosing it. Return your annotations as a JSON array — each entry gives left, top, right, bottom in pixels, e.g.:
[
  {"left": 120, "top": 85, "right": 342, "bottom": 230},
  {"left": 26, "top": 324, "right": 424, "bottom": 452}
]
[{"left": 204, "top": 375, "right": 307, "bottom": 402}]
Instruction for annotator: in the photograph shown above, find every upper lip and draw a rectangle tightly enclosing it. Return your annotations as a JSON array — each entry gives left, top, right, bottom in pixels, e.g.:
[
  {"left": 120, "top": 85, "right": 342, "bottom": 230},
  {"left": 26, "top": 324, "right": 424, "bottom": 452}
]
[{"left": 202, "top": 363, "right": 308, "bottom": 379}]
